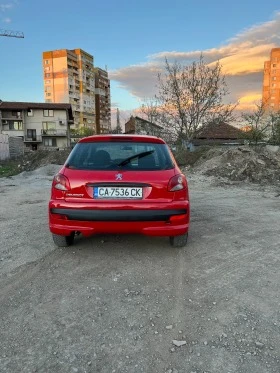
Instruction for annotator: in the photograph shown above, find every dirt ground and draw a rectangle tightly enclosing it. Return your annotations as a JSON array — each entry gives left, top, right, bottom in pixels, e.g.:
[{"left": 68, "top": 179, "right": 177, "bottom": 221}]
[{"left": 0, "top": 147, "right": 280, "bottom": 373}]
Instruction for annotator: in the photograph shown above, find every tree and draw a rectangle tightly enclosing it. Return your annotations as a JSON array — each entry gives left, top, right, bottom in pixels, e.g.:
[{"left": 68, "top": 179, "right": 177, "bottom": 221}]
[
  {"left": 140, "top": 98, "right": 160, "bottom": 124},
  {"left": 242, "top": 101, "right": 272, "bottom": 145},
  {"left": 156, "top": 55, "right": 237, "bottom": 144},
  {"left": 269, "top": 111, "right": 280, "bottom": 145},
  {"left": 139, "top": 98, "right": 176, "bottom": 143},
  {"left": 70, "top": 127, "right": 95, "bottom": 137}
]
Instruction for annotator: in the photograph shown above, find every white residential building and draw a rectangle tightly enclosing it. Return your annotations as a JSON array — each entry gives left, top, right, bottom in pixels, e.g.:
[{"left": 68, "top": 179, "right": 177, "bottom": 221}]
[{"left": 0, "top": 102, "right": 73, "bottom": 150}]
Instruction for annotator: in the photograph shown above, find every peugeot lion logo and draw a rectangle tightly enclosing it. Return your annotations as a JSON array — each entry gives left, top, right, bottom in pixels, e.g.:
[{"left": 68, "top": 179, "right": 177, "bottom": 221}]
[{"left": 115, "top": 173, "right": 123, "bottom": 181}]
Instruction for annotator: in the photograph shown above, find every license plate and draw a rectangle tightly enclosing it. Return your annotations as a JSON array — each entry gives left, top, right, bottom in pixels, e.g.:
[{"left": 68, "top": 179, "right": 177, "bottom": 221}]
[{"left": 94, "top": 187, "right": 143, "bottom": 199}]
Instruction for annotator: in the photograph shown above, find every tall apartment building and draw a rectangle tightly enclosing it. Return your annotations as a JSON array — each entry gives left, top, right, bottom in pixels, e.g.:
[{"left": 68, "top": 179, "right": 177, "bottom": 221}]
[
  {"left": 42, "top": 49, "right": 95, "bottom": 129},
  {"left": 95, "top": 68, "right": 111, "bottom": 133},
  {"left": 262, "top": 48, "right": 280, "bottom": 111}
]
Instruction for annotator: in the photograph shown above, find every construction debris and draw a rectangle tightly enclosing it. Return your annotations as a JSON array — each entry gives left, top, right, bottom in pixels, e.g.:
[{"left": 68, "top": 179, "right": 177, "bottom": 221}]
[{"left": 189, "top": 145, "right": 280, "bottom": 186}]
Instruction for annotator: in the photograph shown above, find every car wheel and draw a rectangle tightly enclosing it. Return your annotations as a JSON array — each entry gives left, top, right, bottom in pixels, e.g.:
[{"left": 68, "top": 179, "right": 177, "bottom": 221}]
[
  {"left": 169, "top": 233, "right": 188, "bottom": 248},
  {"left": 52, "top": 233, "right": 74, "bottom": 247}
]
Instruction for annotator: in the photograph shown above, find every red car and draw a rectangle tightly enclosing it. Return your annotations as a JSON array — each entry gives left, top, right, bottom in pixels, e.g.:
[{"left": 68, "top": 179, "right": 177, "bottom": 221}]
[{"left": 49, "top": 134, "right": 190, "bottom": 247}]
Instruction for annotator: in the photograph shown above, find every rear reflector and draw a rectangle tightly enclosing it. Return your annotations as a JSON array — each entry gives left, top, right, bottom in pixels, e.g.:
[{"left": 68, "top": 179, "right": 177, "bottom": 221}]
[{"left": 169, "top": 213, "right": 187, "bottom": 222}]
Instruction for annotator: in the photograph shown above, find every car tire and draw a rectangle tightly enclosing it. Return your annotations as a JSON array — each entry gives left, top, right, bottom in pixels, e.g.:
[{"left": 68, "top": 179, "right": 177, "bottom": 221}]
[
  {"left": 169, "top": 233, "right": 188, "bottom": 248},
  {"left": 52, "top": 233, "right": 74, "bottom": 247}
]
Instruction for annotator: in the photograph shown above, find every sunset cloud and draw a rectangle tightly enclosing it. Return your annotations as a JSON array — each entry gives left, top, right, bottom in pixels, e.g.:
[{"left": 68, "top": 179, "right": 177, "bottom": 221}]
[{"left": 109, "top": 11, "right": 280, "bottom": 114}]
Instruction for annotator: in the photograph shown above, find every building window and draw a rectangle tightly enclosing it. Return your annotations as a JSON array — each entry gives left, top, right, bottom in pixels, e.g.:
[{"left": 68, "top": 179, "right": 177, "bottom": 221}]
[
  {"left": 45, "top": 73, "right": 50, "bottom": 78},
  {"left": 46, "top": 93, "right": 51, "bottom": 97},
  {"left": 42, "top": 122, "right": 56, "bottom": 135},
  {"left": 42, "top": 121, "right": 55, "bottom": 130},
  {"left": 42, "top": 121, "right": 56, "bottom": 132},
  {"left": 43, "top": 138, "right": 57, "bottom": 147},
  {"left": 27, "top": 109, "right": 33, "bottom": 117},
  {"left": 45, "top": 80, "right": 51, "bottom": 84},
  {"left": 45, "top": 66, "right": 50, "bottom": 72},
  {"left": 44, "top": 60, "right": 49, "bottom": 64},
  {"left": 43, "top": 109, "right": 54, "bottom": 117},
  {"left": 9, "top": 121, "right": 23, "bottom": 130},
  {"left": 272, "top": 63, "right": 277, "bottom": 67},
  {"left": 45, "top": 86, "right": 51, "bottom": 92},
  {"left": 272, "top": 76, "right": 277, "bottom": 81},
  {"left": 45, "top": 99, "right": 52, "bottom": 103},
  {"left": 272, "top": 83, "right": 277, "bottom": 87}
]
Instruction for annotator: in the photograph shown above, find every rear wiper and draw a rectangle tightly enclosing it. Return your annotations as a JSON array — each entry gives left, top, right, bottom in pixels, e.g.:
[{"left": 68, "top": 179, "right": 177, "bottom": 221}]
[{"left": 117, "top": 150, "right": 154, "bottom": 166}]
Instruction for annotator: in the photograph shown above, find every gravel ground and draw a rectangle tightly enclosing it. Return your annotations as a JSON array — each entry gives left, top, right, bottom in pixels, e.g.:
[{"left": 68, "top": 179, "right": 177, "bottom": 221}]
[{"left": 0, "top": 166, "right": 280, "bottom": 373}]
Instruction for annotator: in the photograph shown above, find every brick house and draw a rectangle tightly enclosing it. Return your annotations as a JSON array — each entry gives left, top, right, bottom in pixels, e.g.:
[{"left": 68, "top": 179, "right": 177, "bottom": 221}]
[
  {"left": 124, "top": 116, "right": 162, "bottom": 136},
  {"left": 192, "top": 122, "right": 244, "bottom": 146}
]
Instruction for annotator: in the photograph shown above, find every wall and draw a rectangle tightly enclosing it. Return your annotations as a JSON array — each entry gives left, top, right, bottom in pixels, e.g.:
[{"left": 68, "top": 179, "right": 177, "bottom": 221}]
[
  {"left": 9, "top": 136, "right": 24, "bottom": 158},
  {"left": 0, "top": 134, "right": 10, "bottom": 160}
]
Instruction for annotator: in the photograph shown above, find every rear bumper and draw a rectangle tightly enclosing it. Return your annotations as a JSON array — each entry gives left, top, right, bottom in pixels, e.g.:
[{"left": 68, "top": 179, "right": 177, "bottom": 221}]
[
  {"left": 49, "top": 201, "right": 190, "bottom": 237},
  {"left": 50, "top": 207, "right": 187, "bottom": 221}
]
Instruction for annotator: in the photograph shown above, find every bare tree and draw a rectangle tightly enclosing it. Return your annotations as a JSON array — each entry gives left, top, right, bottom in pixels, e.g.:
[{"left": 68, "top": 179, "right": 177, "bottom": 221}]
[
  {"left": 156, "top": 55, "right": 237, "bottom": 144},
  {"left": 139, "top": 97, "right": 177, "bottom": 143},
  {"left": 242, "top": 101, "right": 272, "bottom": 144},
  {"left": 140, "top": 98, "right": 160, "bottom": 123},
  {"left": 269, "top": 111, "right": 280, "bottom": 145}
]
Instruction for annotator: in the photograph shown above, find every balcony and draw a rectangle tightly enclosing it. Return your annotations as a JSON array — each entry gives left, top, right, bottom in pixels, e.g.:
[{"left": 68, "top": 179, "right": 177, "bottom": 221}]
[
  {"left": 24, "top": 135, "right": 42, "bottom": 142},
  {"left": 41, "top": 129, "right": 67, "bottom": 136}
]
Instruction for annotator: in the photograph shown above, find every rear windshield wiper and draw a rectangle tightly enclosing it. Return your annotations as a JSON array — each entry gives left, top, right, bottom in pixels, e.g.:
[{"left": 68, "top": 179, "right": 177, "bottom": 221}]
[{"left": 117, "top": 150, "right": 154, "bottom": 166}]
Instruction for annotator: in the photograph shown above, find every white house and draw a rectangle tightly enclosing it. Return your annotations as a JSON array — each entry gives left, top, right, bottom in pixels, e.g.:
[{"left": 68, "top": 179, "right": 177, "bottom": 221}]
[{"left": 0, "top": 101, "right": 73, "bottom": 151}]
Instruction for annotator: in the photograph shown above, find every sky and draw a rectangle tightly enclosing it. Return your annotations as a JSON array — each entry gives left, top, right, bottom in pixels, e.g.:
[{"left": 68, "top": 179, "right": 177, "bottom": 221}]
[{"left": 0, "top": 0, "right": 280, "bottom": 127}]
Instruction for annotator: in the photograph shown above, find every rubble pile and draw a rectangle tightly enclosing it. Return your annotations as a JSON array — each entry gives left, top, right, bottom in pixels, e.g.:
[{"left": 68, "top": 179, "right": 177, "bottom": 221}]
[
  {"left": 19, "top": 149, "right": 71, "bottom": 172},
  {"left": 191, "top": 145, "right": 280, "bottom": 185},
  {"left": 4, "top": 145, "right": 280, "bottom": 187}
]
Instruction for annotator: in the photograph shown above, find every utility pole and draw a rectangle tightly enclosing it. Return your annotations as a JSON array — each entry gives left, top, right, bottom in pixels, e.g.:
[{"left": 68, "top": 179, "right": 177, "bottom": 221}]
[
  {"left": 0, "top": 29, "right": 24, "bottom": 133},
  {"left": 116, "top": 108, "right": 122, "bottom": 133},
  {"left": 0, "top": 29, "right": 24, "bottom": 38},
  {"left": 0, "top": 100, "right": 3, "bottom": 134},
  {"left": 111, "top": 109, "right": 122, "bottom": 134}
]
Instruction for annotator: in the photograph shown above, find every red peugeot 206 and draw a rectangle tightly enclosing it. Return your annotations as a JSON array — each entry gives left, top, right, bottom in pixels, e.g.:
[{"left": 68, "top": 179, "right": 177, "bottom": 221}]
[{"left": 49, "top": 134, "right": 190, "bottom": 248}]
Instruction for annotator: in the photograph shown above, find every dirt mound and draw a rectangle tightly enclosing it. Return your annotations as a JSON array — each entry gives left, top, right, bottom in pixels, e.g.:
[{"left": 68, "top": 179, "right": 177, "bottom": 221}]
[
  {"left": 3, "top": 145, "right": 280, "bottom": 187},
  {"left": 20, "top": 149, "right": 71, "bottom": 172},
  {"left": 191, "top": 145, "right": 280, "bottom": 185}
]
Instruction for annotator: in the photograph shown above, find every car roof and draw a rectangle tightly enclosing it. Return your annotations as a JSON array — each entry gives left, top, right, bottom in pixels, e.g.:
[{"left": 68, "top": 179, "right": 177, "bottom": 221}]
[{"left": 78, "top": 134, "right": 166, "bottom": 144}]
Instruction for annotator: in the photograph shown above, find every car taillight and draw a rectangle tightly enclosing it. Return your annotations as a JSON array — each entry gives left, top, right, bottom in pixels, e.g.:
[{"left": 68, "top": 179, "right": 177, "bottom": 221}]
[
  {"left": 52, "top": 173, "right": 70, "bottom": 191},
  {"left": 168, "top": 174, "right": 187, "bottom": 192}
]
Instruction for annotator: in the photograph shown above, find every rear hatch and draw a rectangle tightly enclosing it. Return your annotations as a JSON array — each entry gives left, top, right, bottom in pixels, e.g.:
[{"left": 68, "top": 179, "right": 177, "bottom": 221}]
[
  {"left": 55, "top": 138, "right": 178, "bottom": 204},
  {"left": 61, "top": 167, "right": 176, "bottom": 204}
]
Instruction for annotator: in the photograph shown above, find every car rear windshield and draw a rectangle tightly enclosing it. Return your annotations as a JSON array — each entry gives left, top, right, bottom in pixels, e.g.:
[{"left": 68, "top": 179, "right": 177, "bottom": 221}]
[{"left": 65, "top": 141, "right": 174, "bottom": 171}]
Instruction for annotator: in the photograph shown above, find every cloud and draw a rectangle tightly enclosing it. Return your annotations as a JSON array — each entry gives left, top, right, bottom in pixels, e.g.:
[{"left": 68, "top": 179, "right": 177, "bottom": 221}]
[
  {"left": 0, "top": 3, "right": 14, "bottom": 12},
  {"left": 109, "top": 11, "right": 280, "bottom": 113},
  {"left": 0, "top": 1, "right": 19, "bottom": 23}
]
